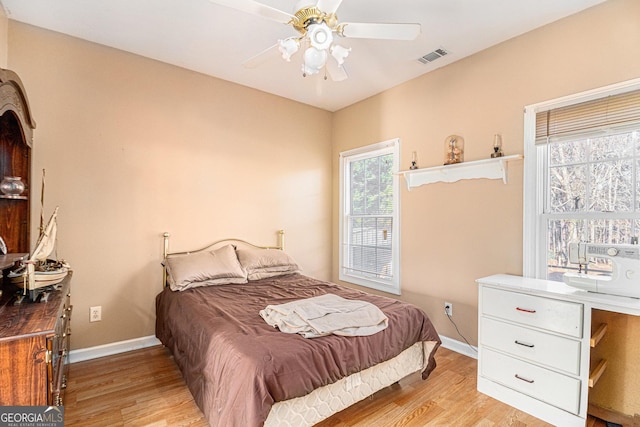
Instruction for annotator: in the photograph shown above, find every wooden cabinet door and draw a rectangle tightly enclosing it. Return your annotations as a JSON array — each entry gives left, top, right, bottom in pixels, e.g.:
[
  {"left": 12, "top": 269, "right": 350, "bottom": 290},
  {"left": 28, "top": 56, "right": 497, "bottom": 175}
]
[{"left": 0, "top": 335, "right": 48, "bottom": 405}]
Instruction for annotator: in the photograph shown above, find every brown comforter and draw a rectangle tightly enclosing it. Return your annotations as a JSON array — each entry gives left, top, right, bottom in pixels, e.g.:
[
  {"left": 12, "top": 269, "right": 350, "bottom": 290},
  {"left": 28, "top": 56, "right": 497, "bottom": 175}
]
[{"left": 156, "top": 273, "right": 440, "bottom": 427}]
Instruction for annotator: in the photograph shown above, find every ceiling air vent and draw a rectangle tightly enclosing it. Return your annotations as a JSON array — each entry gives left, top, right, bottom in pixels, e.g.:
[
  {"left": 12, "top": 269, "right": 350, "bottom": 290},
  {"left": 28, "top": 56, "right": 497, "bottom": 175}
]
[{"left": 418, "top": 48, "right": 449, "bottom": 64}]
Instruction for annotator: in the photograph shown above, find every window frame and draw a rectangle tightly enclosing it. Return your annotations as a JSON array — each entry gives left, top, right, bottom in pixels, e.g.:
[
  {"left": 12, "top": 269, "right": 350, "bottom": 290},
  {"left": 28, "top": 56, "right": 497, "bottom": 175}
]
[
  {"left": 523, "top": 78, "right": 640, "bottom": 279},
  {"left": 339, "top": 138, "right": 401, "bottom": 295}
]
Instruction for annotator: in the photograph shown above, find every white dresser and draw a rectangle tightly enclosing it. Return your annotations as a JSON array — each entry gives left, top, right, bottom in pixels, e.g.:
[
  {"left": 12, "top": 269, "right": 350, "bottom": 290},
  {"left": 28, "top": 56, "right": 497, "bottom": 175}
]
[{"left": 477, "top": 274, "right": 640, "bottom": 426}]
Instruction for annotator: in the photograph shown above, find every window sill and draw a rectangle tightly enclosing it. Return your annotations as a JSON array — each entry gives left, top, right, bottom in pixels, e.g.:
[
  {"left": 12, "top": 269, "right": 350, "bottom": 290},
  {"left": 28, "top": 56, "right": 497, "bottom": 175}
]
[
  {"left": 400, "top": 154, "right": 523, "bottom": 190},
  {"left": 339, "top": 272, "right": 401, "bottom": 295}
]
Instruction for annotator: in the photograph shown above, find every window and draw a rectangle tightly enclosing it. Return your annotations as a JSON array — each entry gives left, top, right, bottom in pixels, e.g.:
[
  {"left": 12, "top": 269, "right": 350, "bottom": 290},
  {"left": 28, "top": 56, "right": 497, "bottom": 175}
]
[
  {"left": 339, "top": 139, "right": 400, "bottom": 294},
  {"left": 523, "top": 80, "right": 640, "bottom": 281}
]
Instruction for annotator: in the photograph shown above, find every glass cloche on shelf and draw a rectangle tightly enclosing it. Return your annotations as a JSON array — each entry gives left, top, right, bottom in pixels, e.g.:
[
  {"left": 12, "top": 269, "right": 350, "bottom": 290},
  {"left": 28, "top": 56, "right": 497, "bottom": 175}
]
[{"left": 443, "top": 135, "right": 464, "bottom": 165}]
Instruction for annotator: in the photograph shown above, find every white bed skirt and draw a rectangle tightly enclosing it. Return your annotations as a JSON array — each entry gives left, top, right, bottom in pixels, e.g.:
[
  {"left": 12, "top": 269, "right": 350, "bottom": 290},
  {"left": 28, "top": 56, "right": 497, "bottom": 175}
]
[{"left": 265, "top": 340, "right": 438, "bottom": 426}]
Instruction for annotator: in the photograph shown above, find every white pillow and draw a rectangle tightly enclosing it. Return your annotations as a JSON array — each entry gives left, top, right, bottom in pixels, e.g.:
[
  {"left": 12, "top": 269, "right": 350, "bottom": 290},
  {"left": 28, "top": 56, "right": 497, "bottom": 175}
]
[
  {"left": 236, "top": 248, "right": 300, "bottom": 281},
  {"left": 164, "top": 244, "right": 247, "bottom": 291}
]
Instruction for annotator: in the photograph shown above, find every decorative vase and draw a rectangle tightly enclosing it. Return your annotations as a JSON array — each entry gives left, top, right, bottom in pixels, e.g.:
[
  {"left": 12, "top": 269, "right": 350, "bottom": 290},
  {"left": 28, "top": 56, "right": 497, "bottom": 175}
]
[{"left": 0, "top": 176, "right": 26, "bottom": 196}]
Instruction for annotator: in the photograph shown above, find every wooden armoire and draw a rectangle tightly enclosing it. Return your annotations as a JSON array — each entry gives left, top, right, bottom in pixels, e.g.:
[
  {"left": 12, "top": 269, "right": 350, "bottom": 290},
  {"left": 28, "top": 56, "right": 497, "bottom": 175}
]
[
  {"left": 0, "top": 68, "right": 36, "bottom": 254},
  {"left": 0, "top": 68, "right": 72, "bottom": 408}
]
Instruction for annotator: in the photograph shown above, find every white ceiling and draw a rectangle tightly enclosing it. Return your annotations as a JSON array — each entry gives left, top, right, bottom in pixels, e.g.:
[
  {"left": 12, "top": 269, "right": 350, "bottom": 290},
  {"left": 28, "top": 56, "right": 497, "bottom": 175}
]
[{"left": 1, "top": 0, "right": 604, "bottom": 112}]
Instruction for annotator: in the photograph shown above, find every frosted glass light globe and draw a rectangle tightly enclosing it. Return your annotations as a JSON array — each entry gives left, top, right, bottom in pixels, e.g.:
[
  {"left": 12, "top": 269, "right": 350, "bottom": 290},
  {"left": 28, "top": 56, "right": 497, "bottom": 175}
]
[
  {"left": 302, "top": 47, "right": 328, "bottom": 75},
  {"left": 278, "top": 38, "right": 300, "bottom": 61},
  {"left": 330, "top": 44, "right": 351, "bottom": 65}
]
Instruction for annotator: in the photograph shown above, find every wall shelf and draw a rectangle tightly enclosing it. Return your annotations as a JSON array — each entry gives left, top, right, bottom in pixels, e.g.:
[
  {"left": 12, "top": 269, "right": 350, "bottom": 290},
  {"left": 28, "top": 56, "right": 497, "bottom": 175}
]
[{"left": 400, "top": 154, "right": 523, "bottom": 190}]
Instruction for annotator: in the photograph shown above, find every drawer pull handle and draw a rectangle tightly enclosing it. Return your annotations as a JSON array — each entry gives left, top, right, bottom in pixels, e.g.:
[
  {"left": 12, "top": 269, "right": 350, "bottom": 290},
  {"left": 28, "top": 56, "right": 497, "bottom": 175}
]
[
  {"left": 516, "top": 307, "right": 536, "bottom": 314},
  {"left": 515, "top": 374, "right": 535, "bottom": 384},
  {"left": 515, "top": 340, "right": 535, "bottom": 348}
]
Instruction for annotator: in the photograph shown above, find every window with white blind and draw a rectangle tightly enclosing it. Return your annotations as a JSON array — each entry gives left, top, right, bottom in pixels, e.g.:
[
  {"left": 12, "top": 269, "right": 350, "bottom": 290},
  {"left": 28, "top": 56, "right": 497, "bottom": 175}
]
[
  {"left": 339, "top": 139, "right": 400, "bottom": 294},
  {"left": 523, "top": 80, "right": 640, "bottom": 281}
]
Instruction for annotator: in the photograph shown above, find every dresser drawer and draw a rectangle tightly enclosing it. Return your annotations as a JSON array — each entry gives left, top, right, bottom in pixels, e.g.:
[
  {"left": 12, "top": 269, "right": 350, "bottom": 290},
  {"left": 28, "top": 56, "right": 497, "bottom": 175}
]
[
  {"left": 481, "top": 317, "right": 581, "bottom": 375},
  {"left": 480, "top": 348, "right": 581, "bottom": 414},
  {"left": 481, "top": 287, "right": 583, "bottom": 338}
]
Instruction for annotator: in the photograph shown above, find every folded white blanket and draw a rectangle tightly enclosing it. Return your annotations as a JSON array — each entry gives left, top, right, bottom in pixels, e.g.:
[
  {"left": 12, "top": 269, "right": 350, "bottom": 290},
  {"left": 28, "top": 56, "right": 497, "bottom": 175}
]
[{"left": 259, "top": 293, "right": 389, "bottom": 338}]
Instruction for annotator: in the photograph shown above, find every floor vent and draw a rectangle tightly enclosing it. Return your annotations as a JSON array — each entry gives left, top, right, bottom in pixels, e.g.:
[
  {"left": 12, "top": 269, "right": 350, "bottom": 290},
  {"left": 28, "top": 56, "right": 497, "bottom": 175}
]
[{"left": 418, "top": 48, "right": 449, "bottom": 64}]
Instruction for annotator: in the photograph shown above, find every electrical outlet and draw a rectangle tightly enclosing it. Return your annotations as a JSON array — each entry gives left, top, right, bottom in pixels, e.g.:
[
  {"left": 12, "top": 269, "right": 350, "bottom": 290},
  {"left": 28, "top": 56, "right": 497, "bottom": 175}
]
[
  {"left": 90, "top": 306, "right": 102, "bottom": 322},
  {"left": 444, "top": 302, "right": 453, "bottom": 317}
]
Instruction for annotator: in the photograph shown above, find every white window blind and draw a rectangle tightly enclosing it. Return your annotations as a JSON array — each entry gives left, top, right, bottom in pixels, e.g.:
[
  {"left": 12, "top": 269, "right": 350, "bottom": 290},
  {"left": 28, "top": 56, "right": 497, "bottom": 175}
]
[{"left": 535, "top": 89, "right": 640, "bottom": 144}]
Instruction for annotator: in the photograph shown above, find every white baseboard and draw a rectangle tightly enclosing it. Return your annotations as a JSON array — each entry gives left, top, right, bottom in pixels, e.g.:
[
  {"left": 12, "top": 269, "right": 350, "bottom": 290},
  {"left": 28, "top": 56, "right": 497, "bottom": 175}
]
[
  {"left": 439, "top": 334, "right": 478, "bottom": 359},
  {"left": 69, "top": 335, "right": 161, "bottom": 364}
]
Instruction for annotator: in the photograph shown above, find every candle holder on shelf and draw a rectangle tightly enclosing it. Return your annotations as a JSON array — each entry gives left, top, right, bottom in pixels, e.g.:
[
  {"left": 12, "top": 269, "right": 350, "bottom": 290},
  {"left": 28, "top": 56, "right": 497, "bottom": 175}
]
[
  {"left": 491, "top": 134, "right": 504, "bottom": 158},
  {"left": 409, "top": 151, "right": 419, "bottom": 170}
]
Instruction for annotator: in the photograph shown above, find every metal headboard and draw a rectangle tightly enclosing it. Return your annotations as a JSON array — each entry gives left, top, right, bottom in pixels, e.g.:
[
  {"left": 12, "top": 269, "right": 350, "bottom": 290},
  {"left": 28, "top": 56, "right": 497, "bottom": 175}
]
[{"left": 162, "top": 230, "right": 285, "bottom": 288}]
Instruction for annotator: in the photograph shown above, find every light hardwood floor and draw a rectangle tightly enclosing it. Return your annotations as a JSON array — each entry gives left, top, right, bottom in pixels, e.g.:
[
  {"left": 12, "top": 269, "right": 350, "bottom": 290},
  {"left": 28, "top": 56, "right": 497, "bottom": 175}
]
[{"left": 64, "top": 345, "right": 606, "bottom": 426}]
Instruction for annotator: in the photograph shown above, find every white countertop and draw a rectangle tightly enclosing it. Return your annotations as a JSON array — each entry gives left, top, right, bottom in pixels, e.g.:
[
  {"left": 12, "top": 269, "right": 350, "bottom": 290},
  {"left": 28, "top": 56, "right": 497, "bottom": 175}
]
[{"left": 477, "top": 274, "right": 640, "bottom": 316}]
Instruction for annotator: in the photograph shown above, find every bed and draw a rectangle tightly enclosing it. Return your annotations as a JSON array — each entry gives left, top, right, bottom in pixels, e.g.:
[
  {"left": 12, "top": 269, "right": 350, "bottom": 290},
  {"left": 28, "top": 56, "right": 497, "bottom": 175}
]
[{"left": 155, "top": 231, "right": 441, "bottom": 426}]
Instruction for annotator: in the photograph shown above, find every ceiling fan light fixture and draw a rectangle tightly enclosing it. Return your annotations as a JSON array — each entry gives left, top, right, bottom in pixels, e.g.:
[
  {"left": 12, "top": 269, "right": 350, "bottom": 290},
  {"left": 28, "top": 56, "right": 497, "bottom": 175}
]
[
  {"left": 211, "top": 0, "right": 422, "bottom": 82},
  {"left": 302, "top": 46, "right": 327, "bottom": 75},
  {"left": 307, "top": 23, "right": 333, "bottom": 50},
  {"left": 278, "top": 38, "right": 300, "bottom": 61},
  {"left": 330, "top": 44, "right": 350, "bottom": 65}
]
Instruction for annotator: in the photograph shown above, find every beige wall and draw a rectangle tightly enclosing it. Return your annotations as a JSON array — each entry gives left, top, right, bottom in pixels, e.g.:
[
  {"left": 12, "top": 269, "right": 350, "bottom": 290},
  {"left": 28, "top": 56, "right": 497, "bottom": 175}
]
[
  {"left": 332, "top": 0, "right": 640, "bottom": 346},
  {"left": 0, "top": 7, "right": 7, "bottom": 67},
  {"left": 7, "top": 23, "right": 332, "bottom": 350}
]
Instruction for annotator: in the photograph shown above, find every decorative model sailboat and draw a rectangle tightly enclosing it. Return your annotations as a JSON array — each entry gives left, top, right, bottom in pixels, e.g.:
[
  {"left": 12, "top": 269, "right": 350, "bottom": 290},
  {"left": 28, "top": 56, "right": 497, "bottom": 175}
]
[
  {"left": 7, "top": 170, "right": 70, "bottom": 302},
  {"left": 7, "top": 206, "right": 69, "bottom": 301}
]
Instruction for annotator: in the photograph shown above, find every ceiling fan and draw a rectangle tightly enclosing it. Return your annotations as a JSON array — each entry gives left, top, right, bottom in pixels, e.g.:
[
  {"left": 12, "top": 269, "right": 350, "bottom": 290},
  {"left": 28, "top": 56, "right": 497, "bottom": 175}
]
[{"left": 210, "top": 0, "right": 421, "bottom": 81}]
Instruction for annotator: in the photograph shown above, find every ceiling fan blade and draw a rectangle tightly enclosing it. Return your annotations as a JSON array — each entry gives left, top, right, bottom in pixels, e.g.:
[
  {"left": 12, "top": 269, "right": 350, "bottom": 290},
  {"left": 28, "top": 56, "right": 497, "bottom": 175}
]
[
  {"left": 242, "top": 44, "right": 280, "bottom": 68},
  {"left": 316, "top": 0, "right": 343, "bottom": 14},
  {"left": 339, "top": 22, "right": 421, "bottom": 40},
  {"left": 209, "top": 0, "right": 294, "bottom": 24},
  {"left": 326, "top": 59, "right": 348, "bottom": 82}
]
